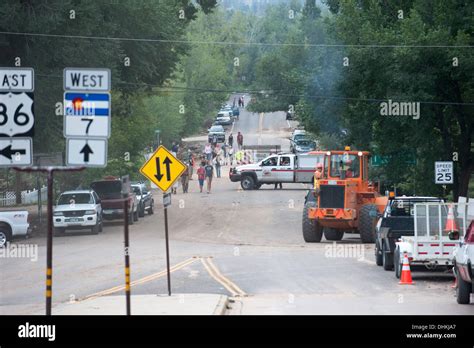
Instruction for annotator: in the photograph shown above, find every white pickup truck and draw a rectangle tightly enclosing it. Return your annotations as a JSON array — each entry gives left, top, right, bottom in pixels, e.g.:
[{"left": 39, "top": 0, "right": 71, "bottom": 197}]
[
  {"left": 0, "top": 211, "right": 31, "bottom": 247},
  {"left": 229, "top": 152, "right": 324, "bottom": 190}
]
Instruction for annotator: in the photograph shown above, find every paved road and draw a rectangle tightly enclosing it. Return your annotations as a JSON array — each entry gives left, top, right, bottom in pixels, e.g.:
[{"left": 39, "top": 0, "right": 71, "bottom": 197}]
[{"left": 1, "top": 95, "right": 472, "bottom": 315}]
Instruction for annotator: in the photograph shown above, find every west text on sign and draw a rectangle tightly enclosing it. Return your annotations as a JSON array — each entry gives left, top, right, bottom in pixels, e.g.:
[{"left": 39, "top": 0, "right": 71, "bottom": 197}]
[{"left": 64, "top": 68, "right": 111, "bottom": 91}]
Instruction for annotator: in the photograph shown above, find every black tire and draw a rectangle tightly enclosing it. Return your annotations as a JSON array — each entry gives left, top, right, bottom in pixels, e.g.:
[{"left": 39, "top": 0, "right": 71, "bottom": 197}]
[
  {"left": 134, "top": 208, "right": 139, "bottom": 222},
  {"left": 148, "top": 201, "right": 154, "bottom": 215},
  {"left": 359, "top": 204, "right": 377, "bottom": 243},
  {"left": 91, "top": 223, "right": 100, "bottom": 235},
  {"left": 394, "top": 248, "right": 402, "bottom": 279},
  {"left": 456, "top": 270, "right": 472, "bottom": 304},
  {"left": 302, "top": 202, "right": 323, "bottom": 243},
  {"left": 375, "top": 240, "right": 383, "bottom": 266},
  {"left": 255, "top": 183, "right": 262, "bottom": 189},
  {"left": 241, "top": 175, "right": 255, "bottom": 190},
  {"left": 324, "top": 228, "right": 344, "bottom": 241},
  {"left": 138, "top": 203, "right": 145, "bottom": 217},
  {"left": 53, "top": 227, "right": 66, "bottom": 237},
  {"left": 382, "top": 240, "right": 394, "bottom": 271},
  {"left": 0, "top": 227, "right": 12, "bottom": 247}
]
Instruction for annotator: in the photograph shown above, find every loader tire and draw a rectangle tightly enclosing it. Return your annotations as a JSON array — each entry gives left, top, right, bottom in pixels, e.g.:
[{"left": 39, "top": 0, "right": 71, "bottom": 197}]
[
  {"left": 359, "top": 204, "right": 377, "bottom": 243},
  {"left": 323, "top": 228, "right": 344, "bottom": 241},
  {"left": 302, "top": 202, "right": 323, "bottom": 243}
]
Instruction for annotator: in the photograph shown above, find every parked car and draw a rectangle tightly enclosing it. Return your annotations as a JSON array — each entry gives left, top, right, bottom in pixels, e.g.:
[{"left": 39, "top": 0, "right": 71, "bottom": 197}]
[
  {"left": 451, "top": 220, "right": 474, "bottom": 304},
  {"left": 219, "top": 106, "right": 233, "bottom": 118},
  {"left": 215, "top": 111, "right": 233, "bottom": 126},
  {"left": 289, "top": 132, "right": 308, "bottom": 152},
  {"left": 131, "top": 183, "right": 154, "bottom": 217},
  {"left": 91, "top": 176, "right": 139, "bottom": 224},
  {"left": 232, "top": 106, "right": 240, "bottom": 119},
  {"left": 208, "top": 125, "right": 226, "bottom": 143},
  {"left": 0, "top": 211, "right": 31, "bottom": 247},
  {"left": 53, "top": 190, "right": 103, "bottom": 235},
  {"left": 292, "top": 139, "right": 316, "bottom": 153}
]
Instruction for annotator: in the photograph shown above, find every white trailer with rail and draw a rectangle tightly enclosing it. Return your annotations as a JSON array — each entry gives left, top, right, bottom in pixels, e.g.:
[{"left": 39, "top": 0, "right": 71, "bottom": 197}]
[{"left": 393, "top": 202, "right": 469, "bottom": 278}]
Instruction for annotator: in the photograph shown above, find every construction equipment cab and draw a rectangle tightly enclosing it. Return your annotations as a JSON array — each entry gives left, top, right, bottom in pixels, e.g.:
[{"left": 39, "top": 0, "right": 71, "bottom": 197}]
[{"left": 303, "top": 147, "right": 387, "bottom": 243}]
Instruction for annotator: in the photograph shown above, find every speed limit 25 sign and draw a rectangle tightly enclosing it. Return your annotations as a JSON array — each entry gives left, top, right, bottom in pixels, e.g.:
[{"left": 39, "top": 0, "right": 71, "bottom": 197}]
[
  {"left": 0, "top": 92, "right": 35, "bottom": 137},
  {"left": 435, "top": 161, "right": 453, "bottom": 184}
]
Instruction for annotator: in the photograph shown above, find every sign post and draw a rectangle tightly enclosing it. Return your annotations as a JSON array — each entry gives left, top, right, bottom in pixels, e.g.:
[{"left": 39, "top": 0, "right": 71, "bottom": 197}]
[
  {"left": 140, "top": 146, "right": 187, "bottom": 296},
  {"left": 14, "top": 166, "right": 85, "bottom": 315}
]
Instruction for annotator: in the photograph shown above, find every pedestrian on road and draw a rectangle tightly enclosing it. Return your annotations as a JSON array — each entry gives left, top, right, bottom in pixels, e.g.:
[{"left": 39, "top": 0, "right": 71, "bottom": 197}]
[
  {"left": 228, "top": 133, "right": 234, "bottom": 149},
  {"left": 228, "top": 147, "right": 234, "bottom": 165},
  {"left": 204, "top": 143, "right": 212, "bottom": 162},
  {"left": 197, "top": 162, "right": 206, "bottom": 193},
  {"left": 187, "top": 150, "right": 194, "bottom": 180},
  {"left": 237, "top": 131, "right": 243, "bottom": 150},
  {"left": 274, "top": 182, "right": 282, "bottom": 189},
  {"left": 222, "top": 143, "right": 227, "bottom": 163},
  {"left": 205, "top": 160, "right": 214, "bottom": 193},
  {"left": 181, "top": 165, "right": 189, "bottom": 193},
  {"left": 171, "top": 141, "right": 179, "bottom": 156}
]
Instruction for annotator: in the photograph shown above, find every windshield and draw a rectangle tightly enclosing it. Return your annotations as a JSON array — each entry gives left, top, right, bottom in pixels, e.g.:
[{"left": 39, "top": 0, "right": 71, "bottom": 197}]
[
  {"left": 293, "top": 134, "right": 307, "bottom": 141},
  {"left": 132, "top": 186, "right": 141, "bottom": 195},
  {"left": 210, "top": 126, "right": 224, "bottom": 132},
  {"left": 330, "top": 154, "right": 360, "bottom": 178},
  {"left": 58, "top": 193, "right": 93, "bottom": 205},
  {"left": 91, "top": 181, "right": 122, "bottom": 199},
  {"left": 296, "top": 140, "right": 314, "bottom": 147}
]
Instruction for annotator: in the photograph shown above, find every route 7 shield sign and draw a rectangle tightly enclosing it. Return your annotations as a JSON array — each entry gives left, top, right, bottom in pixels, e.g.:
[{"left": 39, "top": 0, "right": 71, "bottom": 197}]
[{"left": 140, "top": 146, "right": 187, "bottom": 192}]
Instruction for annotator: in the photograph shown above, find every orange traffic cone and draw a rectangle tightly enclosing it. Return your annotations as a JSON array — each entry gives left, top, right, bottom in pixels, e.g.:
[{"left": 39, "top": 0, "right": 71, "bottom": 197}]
[
  {"left": 399, "top": 253, "right": 414, "bottom": 285},
  {"left": 444, "top": 204, "right": 459, "bottom": 232}
]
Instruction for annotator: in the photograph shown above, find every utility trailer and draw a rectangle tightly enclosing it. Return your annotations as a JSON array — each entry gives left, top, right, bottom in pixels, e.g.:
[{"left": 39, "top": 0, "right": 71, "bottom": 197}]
[{"left": 393, "top": 203, "right": 469, "bottom": 278}]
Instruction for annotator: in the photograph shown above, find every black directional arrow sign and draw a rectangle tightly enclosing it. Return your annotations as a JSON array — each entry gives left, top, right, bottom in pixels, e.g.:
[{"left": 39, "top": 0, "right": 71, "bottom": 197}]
[
  {"left": 154, "top": 157, "right": 173, "bottom": 182},
  {"left": 140, "top": 146, "right": 186, "bottom": 192},
  {"left": 80, "top": 143, "right": 94, "bottom": 162},
  {"left": 0, "top": 144, "right": 26, "bottom": 160}
]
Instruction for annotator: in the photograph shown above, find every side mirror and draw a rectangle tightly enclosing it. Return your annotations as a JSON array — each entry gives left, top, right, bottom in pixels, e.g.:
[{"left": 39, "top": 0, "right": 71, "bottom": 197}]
[
  {"left": 96, "top": 199, "right": 101, "bottom": 204},
  {"left": 448, "top": 231, "right": 460, "bottom": 240}
]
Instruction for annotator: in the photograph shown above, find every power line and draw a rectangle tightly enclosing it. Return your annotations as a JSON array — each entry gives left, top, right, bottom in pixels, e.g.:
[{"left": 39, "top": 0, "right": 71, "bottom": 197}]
[
  {"left": 35, "top": 74, "right": 474, "bottom": 106},
  {"left": 1, "top": 30, "right": 474, "bottom": 49}
]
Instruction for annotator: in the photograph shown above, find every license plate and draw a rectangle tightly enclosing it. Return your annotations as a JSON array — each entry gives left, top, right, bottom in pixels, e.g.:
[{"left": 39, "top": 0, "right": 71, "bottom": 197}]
[{"left": 67, "top": 218, "right": 83, "bottom": 222}]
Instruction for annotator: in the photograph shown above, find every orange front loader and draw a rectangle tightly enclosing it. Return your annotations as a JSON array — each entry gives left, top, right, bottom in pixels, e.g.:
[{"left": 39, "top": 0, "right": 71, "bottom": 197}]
[{"left": 302, "top": 147, "right": 387, "bottom": 243}]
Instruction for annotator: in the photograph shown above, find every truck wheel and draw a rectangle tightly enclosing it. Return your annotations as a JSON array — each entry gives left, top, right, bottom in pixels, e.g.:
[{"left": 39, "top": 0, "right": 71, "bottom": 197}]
[
  {"left": 134, "top": 208, "right": 139, "bottom": 222},
  {"left": 148, "top": 201, "right": 154, "bottom": 215},
  {"left": 254, "top": 183, "right": 262, "bottom": 189},
  {"left": 375, "top": 240, "right": 383, "bottom": 266},
  {"left": 0, "top": 227, "right": 12, "bottom": 247},
  {"left": 456, "top": 270, "right": 472, "bottom": 304},
  {"left": 382, "top": 240, "right": 394, "bottom": 271},
  {"left": 359, "top": 204, "right": 377, "bottom": 243},
  {"left": 394, "top": 247, "right": 402, "bottom": 279},
  {"left": 324, "top": 228, "right": 344, "bottom": 241},
  {"left": 54, "top": 227, "right": 66, "bottom": 237},
  {"left": 302, "top": 202, "right": 323, "bottom": 242},
  {"left": 138, "top": 203, "right": 145, "bottom": 217},
  {"left": 241, "top": 176, "right": 255, "bottom": 190},
  {"left": 91, "top": 223, "right": 100, "bottom": 235}
]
